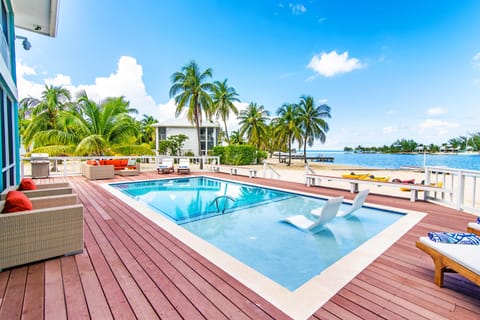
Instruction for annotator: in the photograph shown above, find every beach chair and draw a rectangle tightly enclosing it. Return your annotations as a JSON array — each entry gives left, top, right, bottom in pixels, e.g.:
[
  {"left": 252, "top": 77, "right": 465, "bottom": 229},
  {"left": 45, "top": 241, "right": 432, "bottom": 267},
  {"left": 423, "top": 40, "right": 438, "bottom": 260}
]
[
  {"left": 157, "top": 158, "right": 174, "bottom": 174},
  {"left": 282, "top": 196, "right": 343, "bottom": 232},
  {"left": 0, "top": 192, "right": 84, "bottom": 271},
  {"left": 0, "top": 178, "right": 72, "bottom": 200},
  {"left": 416, "top": 235, "right": 480, "bottom": 287},
  {"left": 337, "top": 189, "right": 369, "bottom": 217},
  {"left": 467, "top": 218, "right": 480, "bottom": 236},
  {"left": 177, "top": 158, "right": 191, "bottom": 174}
]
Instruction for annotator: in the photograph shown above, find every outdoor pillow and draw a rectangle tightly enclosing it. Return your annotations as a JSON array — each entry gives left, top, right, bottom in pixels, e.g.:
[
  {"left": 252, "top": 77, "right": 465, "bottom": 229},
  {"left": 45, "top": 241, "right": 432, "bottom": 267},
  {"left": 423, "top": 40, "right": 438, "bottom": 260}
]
[
  {"left": 477, "top": 217, "right": 480, "bottom": 224},
  {"left": 18, "top": 178, "right": 37, "bottom": 190},
  {"left": 428, "top": 232, "right": 480, "bottom": 245},
  {"left": 2, "top": 190, "right": 33, "bottom": 213}
]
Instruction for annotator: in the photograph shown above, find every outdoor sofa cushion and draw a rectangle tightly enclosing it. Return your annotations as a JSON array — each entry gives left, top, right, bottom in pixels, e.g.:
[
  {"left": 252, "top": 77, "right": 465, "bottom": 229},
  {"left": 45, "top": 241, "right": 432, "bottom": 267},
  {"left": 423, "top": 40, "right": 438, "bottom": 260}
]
[
  {"left": 18, "top": 178, "right": 37, "bottom": 190},
  {"left": 2, "top": 191, "right": 33, "bottom": 213}
]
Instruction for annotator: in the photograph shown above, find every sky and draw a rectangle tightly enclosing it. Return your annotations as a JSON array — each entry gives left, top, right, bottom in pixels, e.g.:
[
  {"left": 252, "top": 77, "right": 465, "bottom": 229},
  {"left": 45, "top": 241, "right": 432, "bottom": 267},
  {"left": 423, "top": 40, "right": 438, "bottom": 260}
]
[{"left": 15, "top": 0, "right": 480, "bottom": 150}]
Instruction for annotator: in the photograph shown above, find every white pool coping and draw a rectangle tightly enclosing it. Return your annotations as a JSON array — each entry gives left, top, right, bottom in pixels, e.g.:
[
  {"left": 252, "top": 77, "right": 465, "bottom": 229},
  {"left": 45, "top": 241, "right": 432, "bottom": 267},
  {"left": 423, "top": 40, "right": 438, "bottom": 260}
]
[{"left": 102, "top": 176, "right": 426, "bottom": 320}]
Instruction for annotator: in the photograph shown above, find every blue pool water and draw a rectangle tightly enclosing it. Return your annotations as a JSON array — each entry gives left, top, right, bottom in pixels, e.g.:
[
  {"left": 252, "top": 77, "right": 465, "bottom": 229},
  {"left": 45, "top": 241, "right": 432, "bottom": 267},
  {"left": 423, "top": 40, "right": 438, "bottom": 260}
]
[{"left": 112, "top": 177, "right": 404, "bottom": 291}]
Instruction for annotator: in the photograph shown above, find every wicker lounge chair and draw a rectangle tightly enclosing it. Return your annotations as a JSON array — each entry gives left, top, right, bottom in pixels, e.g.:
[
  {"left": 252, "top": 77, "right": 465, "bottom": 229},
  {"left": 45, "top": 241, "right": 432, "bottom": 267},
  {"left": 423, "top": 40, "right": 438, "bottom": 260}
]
[
  {"left": 0, "top": 181, "right": 72, "bottom": 200},
  {"left": 0, "top": 193, "right": 84, "bottom": 271},
  {"left": 416, "top": 236, "right": 480, "bottom": 287}
]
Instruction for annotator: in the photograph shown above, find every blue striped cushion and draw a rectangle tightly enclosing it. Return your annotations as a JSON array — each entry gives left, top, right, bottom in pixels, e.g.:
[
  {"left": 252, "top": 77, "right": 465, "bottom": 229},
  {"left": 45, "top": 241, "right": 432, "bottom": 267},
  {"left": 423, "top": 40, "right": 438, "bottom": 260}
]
[{"left": 428, "top": 232, "right": 480, "bottom": 245}]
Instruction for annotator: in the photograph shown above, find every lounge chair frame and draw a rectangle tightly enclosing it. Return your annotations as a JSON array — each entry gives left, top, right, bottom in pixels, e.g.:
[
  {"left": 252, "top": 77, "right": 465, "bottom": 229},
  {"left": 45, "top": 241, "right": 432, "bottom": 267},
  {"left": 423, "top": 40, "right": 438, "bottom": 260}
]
[
  {"left": 0, "top": 194, "right": 84, "bottom": 271},
  {"left": 416, "top": 240, "right": 480, "bottom": 287},
  {"left": 0, "top": 182, "right": 72, "bottom": 200}
]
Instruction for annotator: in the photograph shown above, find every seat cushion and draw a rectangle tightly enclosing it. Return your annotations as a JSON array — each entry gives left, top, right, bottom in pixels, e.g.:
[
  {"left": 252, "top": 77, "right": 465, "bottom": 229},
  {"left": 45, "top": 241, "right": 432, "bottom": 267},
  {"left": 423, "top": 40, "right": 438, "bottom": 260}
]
[
  {"left": 18, "top": 178, "right": 37, "bottom": 190},
  {"left": 2, "top": 191, "right": 33, "bottom": 213}
]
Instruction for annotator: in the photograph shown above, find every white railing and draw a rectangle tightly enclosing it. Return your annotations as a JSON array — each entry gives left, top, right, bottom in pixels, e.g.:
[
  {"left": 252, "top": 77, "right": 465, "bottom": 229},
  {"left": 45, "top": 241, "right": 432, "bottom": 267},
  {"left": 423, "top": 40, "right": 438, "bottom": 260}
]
[
  {"left": 21, "top": 155, "right": 220, "bottom": 177},
  {"left": 262, "top": 161, "right": 281, "bottom": 179},
  {"left": 424, "top": 166, "right": 480, "bottom": 214}
]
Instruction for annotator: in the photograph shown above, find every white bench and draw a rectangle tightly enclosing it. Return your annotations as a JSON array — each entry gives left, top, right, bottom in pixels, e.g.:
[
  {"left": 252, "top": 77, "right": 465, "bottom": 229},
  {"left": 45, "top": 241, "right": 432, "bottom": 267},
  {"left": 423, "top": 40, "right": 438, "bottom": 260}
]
[
  {"left": 212, "top": 165, "right": 257, "bottom": 178},
  {"left": 306, "top": 174, "right": 451, "bottom": 202}
]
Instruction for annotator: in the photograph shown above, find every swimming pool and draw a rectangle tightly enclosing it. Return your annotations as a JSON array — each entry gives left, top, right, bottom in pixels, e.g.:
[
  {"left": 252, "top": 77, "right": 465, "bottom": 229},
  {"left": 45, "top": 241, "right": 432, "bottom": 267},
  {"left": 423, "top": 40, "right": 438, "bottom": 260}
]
[{"left": 111, "top": 177, "right": 404, "bottom": 291}]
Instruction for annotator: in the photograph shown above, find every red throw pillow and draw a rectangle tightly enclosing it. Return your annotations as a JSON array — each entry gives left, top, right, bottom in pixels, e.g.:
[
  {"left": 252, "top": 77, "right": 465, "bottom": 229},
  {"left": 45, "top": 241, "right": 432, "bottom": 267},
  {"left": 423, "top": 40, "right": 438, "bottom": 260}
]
[
  {"left": 18, "top": 178, "right": 37, "bottom": 190},
  {"left": 2, "top": 191, "right": 33, "bottom": 213}
]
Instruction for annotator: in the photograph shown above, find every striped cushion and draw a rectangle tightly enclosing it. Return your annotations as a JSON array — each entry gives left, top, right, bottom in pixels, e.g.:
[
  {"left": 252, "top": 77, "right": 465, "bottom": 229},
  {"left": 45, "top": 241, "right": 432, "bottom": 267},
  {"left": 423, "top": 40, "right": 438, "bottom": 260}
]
[{"left": 428, "top": 232, "right": 480, "bottom": 245}]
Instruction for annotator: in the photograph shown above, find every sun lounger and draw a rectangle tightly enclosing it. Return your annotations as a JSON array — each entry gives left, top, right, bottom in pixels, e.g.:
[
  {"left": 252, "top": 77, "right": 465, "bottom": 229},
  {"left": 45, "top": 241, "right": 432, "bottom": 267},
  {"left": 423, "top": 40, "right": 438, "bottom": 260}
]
[
  {"left": 157, "top": 158, "right": 174, "bottom": 174},
  {"left": 177, "top": 158, "right": 191, "bottom": 174},
  {"left": 0, "top": 193, "right": 84, "bottom": 271},
  {"left": 467, "top": 220, "right": 480, "bottom": 236},
  {"left": 0, "top": 180, "right": 72, "bottom": 200},
  {"left": 416, "top": 236, "right": 480, "bottom": 287},
  {"left": 282, "top": 196, "right": 343, "bottom": 232},
  {"left": 312, "top": 189, "right": 369, "bottom": 218}
]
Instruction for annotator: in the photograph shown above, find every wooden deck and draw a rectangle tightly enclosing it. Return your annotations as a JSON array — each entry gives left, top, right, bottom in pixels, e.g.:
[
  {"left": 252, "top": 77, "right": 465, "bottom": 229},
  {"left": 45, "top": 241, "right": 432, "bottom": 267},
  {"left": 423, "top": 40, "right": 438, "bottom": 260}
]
[{"left": 1, "top": 171, "right": 479, "bottom": 319}]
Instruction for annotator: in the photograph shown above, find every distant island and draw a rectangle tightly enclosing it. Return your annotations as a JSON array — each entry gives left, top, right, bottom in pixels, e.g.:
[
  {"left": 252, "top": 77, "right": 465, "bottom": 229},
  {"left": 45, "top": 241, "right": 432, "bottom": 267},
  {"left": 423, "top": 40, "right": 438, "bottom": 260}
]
[{"left": 344, "top": 134, "right": 480, "bottom": 153}]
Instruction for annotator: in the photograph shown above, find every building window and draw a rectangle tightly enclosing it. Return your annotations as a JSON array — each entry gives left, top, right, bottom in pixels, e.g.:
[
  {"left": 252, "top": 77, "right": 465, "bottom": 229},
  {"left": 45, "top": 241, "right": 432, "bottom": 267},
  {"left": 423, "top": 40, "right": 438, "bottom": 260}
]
[{"left": 158, "top": 127, "right": 166, "bottom": 140}]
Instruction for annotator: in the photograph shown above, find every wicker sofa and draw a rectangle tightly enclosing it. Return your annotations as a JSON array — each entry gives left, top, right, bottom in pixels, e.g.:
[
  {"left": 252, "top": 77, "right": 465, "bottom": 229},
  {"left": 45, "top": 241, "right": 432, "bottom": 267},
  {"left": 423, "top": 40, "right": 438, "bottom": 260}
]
[
  {"left": 81, "top": 162, "right": 115, "bottom": 180},
  {"left": 0, "top": 181, "right": 72, "bottom": 200},
  {"left": 81, "top": 159, "right": 140, "bottom": 180},
  {"left": 0, "top": 194, "right": 84, "bottom": 271}
]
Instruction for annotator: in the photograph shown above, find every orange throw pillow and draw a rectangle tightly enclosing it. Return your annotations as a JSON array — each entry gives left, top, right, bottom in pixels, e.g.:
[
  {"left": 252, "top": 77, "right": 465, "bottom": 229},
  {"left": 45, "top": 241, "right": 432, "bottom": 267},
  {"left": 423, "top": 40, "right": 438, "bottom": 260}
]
[
  {"left": 18, "top": 178, "right": 37, "bottom": 190},
  {"left": 2, "top": 191, "right": 33, "bottom": 213}
]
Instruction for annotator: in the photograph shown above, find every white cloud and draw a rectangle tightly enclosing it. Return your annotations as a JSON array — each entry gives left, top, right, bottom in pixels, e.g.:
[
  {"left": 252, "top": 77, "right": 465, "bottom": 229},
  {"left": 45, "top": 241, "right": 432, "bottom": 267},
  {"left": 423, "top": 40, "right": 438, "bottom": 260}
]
[
  {"left": 425, "top": 107, "right": 447, "bottom": 116},
  {"left": 473, "top": 52, "right": 480, "bottom": 68},
  {"left": 307, "top": 50, "right": 364, "bottom": 77},
  {"left": 17, "top": 56, "right": 165, "bottom": 120},
  {"left": 289, "top": 3, "right": 307, "bottom": 15},
  {"left": 418, "top": 119, "right": 459, "bottom": 135},
  {"left": 383, "top": 126, "right": 397, "bottom": 134}
]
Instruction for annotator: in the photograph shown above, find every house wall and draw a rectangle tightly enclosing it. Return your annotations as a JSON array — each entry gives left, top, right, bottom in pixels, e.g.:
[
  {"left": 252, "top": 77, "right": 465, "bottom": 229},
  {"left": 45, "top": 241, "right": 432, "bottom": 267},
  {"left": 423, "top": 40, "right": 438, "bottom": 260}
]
[
  {"left": 166, "top": 127, "right": 197, "bottom": 154},
  {"left": 0, "top": 0, "right": 20, "bottom": 192}
]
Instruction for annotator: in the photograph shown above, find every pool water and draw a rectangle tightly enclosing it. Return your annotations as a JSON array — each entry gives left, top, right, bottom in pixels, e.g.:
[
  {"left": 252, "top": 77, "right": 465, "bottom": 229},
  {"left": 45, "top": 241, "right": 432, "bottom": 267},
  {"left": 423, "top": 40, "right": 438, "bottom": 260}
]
[{"left": 112, "top": 177, "right": 404, "bottom": 291}]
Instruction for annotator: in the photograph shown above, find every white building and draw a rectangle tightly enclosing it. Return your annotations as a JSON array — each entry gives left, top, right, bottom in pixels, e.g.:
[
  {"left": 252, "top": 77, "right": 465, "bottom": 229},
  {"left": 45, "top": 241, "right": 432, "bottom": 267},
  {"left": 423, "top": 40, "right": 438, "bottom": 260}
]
[{"left": 153, "top": 118, "right": 221, "bottom": 156}]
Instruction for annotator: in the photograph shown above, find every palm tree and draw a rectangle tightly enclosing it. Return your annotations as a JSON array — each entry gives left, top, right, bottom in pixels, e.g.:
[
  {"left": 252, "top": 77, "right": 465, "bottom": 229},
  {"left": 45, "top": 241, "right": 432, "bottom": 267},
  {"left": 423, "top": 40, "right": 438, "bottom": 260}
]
[
  {"left": 297, "top": 95, "right": 331, "bottom": 163},
  {"left": 58, "top": 93, "right": 139, "bottom": 155},
  {"left": 169, "top": 61, "right": 214, "bottom": 168},
  {"left": 229, "top": 130, "right": 244, "bottom": 145},
  {"left": 275, "top": 103, "right": 302, "bottom": 166},
  {"left": 21, "top": 85, "right": 72, "bottom": 150},
  {"left": 238, "top": 102, "right": 270, "bottom": 149},
  {"left": 139, "top": 114, "right": 158, "bottom": 147},
  {"left": 212, "top": 79, "right": 240, "bottom": 144}
]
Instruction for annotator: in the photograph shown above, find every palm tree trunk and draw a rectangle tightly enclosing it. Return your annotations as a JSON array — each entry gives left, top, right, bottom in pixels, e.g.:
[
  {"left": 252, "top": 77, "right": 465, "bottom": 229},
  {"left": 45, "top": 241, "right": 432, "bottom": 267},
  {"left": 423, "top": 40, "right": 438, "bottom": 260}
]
[
  {"left": 303, "top": 137, "right": 308, "bottom": 164},
  {"left": 224, "top": 120, "right": 229, "bottom": 144},
  {"left": 195, "top": 104, "right": 204, "bottom": 169},
  {"left": 288, "top": 135, "right": 292, "bottom": 166}
]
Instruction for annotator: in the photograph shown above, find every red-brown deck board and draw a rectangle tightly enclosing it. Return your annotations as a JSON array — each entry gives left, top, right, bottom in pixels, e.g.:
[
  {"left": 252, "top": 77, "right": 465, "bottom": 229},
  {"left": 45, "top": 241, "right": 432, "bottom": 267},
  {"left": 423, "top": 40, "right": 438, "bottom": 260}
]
[{"left": 1, "top": 171, "right": 479, "bottom": 319}]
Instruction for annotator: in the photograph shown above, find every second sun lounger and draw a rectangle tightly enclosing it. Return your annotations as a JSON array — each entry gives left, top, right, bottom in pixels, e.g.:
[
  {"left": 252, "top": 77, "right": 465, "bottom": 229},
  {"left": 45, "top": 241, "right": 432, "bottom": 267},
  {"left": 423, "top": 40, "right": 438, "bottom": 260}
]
[{"left": 416, "top": 236, "right": 480, "bottom": 287}]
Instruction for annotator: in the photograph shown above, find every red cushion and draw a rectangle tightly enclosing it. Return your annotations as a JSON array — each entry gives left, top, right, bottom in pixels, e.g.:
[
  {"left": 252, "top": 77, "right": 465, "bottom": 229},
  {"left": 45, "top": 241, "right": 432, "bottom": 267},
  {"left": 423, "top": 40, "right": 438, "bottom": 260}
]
[
  {"left": 2, "top": 191, "right": 33, "bottom": 213},
  {"left": 86, "top": 160, "right": 98, "bottom": 166},
  {"left": 18, "top": 178, "right": 37, "bottom": 190}
]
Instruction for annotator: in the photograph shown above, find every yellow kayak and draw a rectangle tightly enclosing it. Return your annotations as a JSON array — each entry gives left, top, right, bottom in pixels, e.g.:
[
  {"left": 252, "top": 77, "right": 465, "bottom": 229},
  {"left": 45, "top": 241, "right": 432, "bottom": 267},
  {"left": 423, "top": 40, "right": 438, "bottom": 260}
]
[
  {"left": 360, "top": 175, "right": 390, "bottom": 182},
  {"left": 341, "top": 173, "right": 370, "bottom": 179}
]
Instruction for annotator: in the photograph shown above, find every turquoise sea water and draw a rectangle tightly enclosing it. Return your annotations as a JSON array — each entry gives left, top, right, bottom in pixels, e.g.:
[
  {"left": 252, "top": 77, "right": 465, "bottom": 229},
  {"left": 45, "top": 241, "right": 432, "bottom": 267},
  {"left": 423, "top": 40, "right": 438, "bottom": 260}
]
[{"left": 305, "top": 150, "right": 480, "bottom": 170}]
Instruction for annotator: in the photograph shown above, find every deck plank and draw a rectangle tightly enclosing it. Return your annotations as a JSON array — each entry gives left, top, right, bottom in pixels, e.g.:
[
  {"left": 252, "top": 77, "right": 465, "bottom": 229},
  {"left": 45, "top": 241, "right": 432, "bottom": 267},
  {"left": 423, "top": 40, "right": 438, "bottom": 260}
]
[
  {"left": 1, "top": 172, "right": 479, "bottom": 319},
  {"left": 0, "top": 267, "right": 27, "bottom": 319},
  {"left": 22, "top": 264, "right": 45, "bottom": 320}
]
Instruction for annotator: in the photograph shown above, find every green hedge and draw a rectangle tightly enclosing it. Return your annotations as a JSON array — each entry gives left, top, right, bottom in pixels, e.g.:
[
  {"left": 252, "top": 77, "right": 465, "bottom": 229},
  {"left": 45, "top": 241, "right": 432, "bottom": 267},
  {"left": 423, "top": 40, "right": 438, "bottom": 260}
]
[{"left": 212, "top": 145, "right": 259, "bottom": 165}]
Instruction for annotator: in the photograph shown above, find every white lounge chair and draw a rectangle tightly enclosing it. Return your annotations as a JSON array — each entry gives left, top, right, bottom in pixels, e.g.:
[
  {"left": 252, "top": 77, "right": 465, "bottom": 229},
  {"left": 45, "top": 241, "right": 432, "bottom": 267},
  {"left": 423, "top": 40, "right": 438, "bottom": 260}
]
[
  {"left": 157, "top": 158, "right": 174, "bottom": 174},
  {"left": 416, "top": 236, "right": 480, "bottom": 287},
  {"left": 177, "top": 158, "right": 191, "bottom": 174},
  {"left": 337, "top": 189, "right": 369, "bottom": 217},
  {"left": 282, "top": 196, "right": 343, "bottom": 232}
]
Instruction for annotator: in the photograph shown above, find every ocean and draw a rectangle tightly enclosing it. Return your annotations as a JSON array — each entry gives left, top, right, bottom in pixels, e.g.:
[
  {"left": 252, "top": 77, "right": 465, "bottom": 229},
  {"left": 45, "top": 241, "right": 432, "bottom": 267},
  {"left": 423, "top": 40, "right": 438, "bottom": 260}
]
[{"left": 304, "top": 150, "right": 480, "bottom": 171}]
